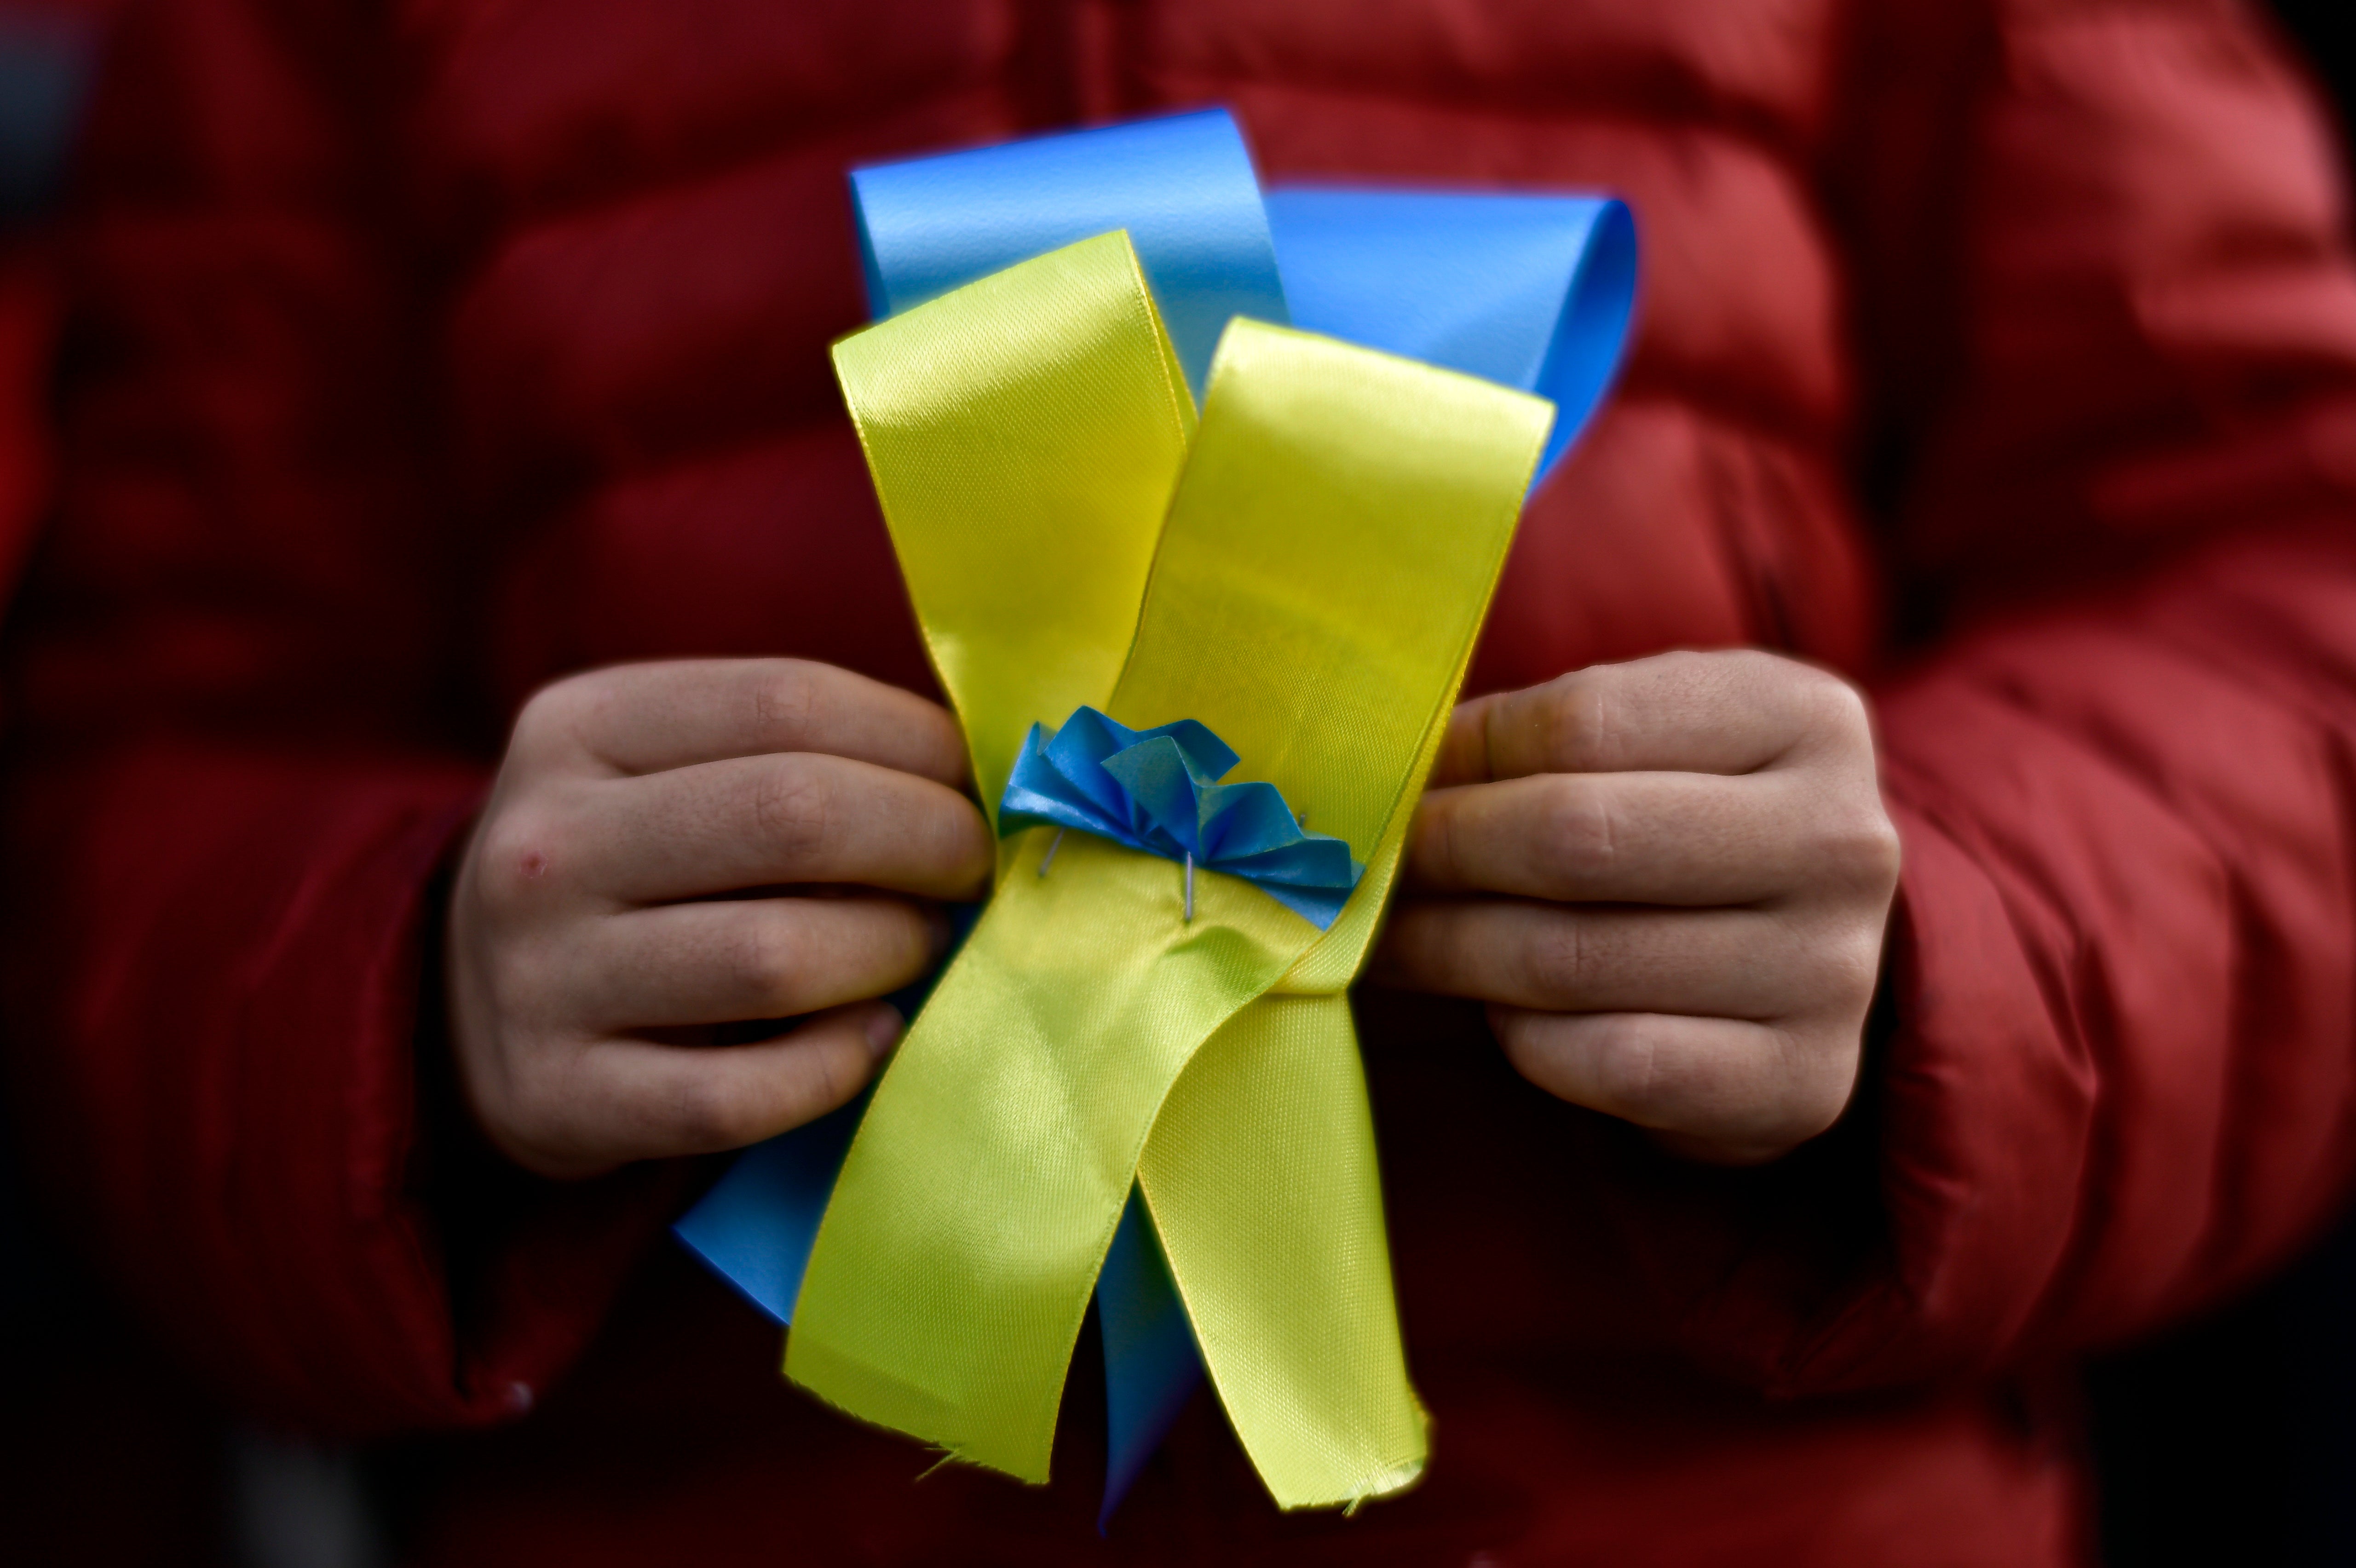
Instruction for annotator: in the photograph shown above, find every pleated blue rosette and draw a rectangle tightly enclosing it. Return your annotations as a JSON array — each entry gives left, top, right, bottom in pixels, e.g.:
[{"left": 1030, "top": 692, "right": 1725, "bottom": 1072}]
[
  {"left": 675, "top": 104, "right": 1638, "bottom": 1527},
  {"left": 1002, "top": 708, "right": 1364, "bottom": 930}
]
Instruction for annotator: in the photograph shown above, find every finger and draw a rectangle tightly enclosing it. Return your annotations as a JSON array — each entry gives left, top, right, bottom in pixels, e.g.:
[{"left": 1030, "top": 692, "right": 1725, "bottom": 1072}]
[
  {"left": 1404, "top": 769, "right": 1895, "bottom": 905},
  {"left": 1486, "top": 1005, "right": 1857, "bottom": 1165},
  {"left": 518, "top": 659, "right": 969, "bottom": 785},
  {"left": 553, "top": 752, "right": 994, "bottom": 904},
  {"left": 564, "top": 896, "right": 942, "bottom": 1028},
  {"left": 1429, "top": 649, "right": 1868, "bottom": 786},
  {"left": 1372, "top": 898, "right": 1828, "bottom": 1018},
  {"left": 506, "top": 1003, "right": 902, "bottom": 1177}
]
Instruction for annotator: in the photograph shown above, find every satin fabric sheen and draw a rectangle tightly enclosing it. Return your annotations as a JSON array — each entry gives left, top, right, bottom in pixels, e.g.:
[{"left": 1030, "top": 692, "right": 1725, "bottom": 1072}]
[
  {"left": 675, "top": 107, "right": 1629, "bottom": 1514},
  {"left": 1264, "top": 188, "right": 1635, "bottom": 479},
  {"left": 792, "top": 230, "right": 1546, "bottom": 1506},
  {"left": 850, "top": 109, "right": 1284, "bottom": 401}
]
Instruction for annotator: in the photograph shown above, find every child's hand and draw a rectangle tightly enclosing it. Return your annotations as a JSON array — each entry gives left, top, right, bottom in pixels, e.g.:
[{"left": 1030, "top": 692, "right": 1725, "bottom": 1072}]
[
  {"left": 1372, "top": 650, "right": 1899, "bottom": 1166},
  {"left": 444, "top": 660, "right": 993, "bottom": 1179}
]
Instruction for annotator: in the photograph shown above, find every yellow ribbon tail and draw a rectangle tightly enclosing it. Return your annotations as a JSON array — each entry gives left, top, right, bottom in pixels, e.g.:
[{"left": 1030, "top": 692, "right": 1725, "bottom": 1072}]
[{"left": 1141, "top": 994, "right": 1428, "bottom": 1508}]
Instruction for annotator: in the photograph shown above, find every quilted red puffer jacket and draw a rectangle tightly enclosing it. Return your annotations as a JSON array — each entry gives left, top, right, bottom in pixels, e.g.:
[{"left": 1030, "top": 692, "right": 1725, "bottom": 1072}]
[{"left": 11, "top": 0, "right": 2356, "bottom": 1563}]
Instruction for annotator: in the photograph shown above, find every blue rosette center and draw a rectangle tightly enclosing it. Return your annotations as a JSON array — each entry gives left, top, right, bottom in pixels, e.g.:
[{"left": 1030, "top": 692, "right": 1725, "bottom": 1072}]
[{"left": 999, "top": 706, "right": 1365, "bottom": 929}]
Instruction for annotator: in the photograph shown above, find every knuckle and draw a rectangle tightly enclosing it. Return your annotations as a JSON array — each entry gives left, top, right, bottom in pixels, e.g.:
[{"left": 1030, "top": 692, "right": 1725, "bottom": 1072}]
[
  {"left": 1792, "top": 1080, "right": 1856, "bottom": 1144},
  {"left": 1533, "top": 778, "right": 1619, "bottom": 887},
  {"left": 783, "top": 1041, "right": 858, "bottom": 1124},
  {"left": 471, "top": 803, "right": 574, "bottom": 917},
  {"left": 1815, "top": 803, "right": 1903, "bottom": 896},
  {"left": 1488, "top": 1006, "right": 1558, "bottom": 1085},
  {"left": 1539, "top": 667, "right": 1616, "bottom": 770},
  {"left": 510, "top": 676, "right": 577, "bottom": 742},
  {"left": 1577, "top": 1013, "right": 1737, "bottom": 1135},
  {"left": 1518, "top": 913, "right": 1594, "bottom": 1004},
  {"left": 1587, "top": 1014, "right": 1674, "bottom": 1119},
  {"left": 751, "top": 759, "right": 833, "bottom": 866},
  {"left": 749, "top": 660, "right": 820, "bottom": 743},
  {"left": 722, "top": 914, "right": 805, "bottom": 1011},
  {"left": 1811, "top": 920, "right": 1888, "bottom": 1011},
  {"left": 1788, "top": 662, "right": 1872, "bottom": 743},
  {"left": 1774, "top": 1026, "right": 1862, "bottom": 1143},
  {"left": 511, "top": 669, "right": 605, "bottom": 752}
]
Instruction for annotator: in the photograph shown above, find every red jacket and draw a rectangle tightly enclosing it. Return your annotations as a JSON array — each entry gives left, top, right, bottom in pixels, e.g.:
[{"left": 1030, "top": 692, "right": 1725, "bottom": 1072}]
[{"left": 12, "top": 1, "right": 2356, "bottom": 1563}]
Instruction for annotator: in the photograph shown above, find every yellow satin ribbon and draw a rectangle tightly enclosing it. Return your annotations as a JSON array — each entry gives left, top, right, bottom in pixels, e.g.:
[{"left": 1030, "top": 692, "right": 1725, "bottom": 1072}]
[{"left": 794, "top": 231, "right": 1549, "bottom": 1508}]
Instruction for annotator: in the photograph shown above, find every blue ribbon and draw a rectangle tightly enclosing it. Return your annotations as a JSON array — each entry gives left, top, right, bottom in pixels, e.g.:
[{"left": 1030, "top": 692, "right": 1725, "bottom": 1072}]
[
  {"left": 676, "top": 104, "right": 1637, "bottom": 1524},
  {"left": 851, "top": 108, "right": 1286, "bottom": 401},
  {"left": 1266, "top": 186, "right": 1636, "bottom": 479},
  {"left": 1002, "top": 708, "right": 1363, "bottom": 930}
]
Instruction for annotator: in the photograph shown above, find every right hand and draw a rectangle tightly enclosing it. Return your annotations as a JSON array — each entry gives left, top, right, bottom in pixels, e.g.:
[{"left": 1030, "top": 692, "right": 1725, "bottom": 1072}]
[{"left": 444, "top": 659, "right": 993, "bottom": 1179}]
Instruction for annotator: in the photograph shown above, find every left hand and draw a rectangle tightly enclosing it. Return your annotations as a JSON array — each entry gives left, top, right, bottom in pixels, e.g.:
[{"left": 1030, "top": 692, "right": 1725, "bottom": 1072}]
[{"left": 1370, "top": 649, "right": 1900, "bottom": 1166}]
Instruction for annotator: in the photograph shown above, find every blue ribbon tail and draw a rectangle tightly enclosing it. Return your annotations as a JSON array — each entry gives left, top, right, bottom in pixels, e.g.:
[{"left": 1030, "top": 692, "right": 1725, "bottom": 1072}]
[
  {"left": 673, "top": 1089, "right": 868, "bottom": 1326},
  {"left": 1096, "top": 1187, "right": 1207, "bottom": 1531},
  {"left": 671, "top": 902, "right": 983, "bottom": 1324}
]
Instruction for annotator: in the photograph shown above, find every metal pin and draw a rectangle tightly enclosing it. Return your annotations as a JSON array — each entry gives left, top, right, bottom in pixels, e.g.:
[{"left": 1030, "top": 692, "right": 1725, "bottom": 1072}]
[
  {"left": 1038, "top": 828, "right": 1065, "bottom": 876},
  {"left": 1184, "top": 851, "right": 1195, "bottom": 923}
]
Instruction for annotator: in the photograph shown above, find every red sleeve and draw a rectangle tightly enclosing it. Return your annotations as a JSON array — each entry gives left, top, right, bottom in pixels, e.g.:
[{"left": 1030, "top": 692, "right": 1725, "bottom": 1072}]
[
  {"left": 0, "top": 0, "right": 670, "bottom": 1435},
  {"left": 1606, "top": 0, "right": 2356, "bottom": 1390}
]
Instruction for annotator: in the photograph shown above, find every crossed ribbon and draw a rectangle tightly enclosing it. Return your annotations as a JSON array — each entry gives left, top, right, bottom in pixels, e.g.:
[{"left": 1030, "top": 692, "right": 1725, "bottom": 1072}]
[{"left": 676, "top": 109, "right": 1635, "bottom": 1516}]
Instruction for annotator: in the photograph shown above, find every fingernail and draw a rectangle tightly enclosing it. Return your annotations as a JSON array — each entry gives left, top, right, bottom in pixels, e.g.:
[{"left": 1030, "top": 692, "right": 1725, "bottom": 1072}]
[{"left": 863, "top": 1005, "right": 904, "bottom": 1060}]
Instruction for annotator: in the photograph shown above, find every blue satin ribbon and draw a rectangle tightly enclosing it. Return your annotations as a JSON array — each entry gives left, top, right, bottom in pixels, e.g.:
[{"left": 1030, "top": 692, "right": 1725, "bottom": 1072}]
[
  {"left": 675, "top": 104, "right": 1636, "bottom": 1523},
  {"left": 850, "top": 108, "right": 1285, "bottom": 400},
  {"left": 1267, "top": 187, "right": 1636, "bottom": 479}
]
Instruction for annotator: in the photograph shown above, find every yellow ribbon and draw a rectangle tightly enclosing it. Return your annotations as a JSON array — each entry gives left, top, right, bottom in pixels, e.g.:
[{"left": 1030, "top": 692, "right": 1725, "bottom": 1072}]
[{"left": 792, "top": 231, "right": 1550, "bottom": 1507}]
